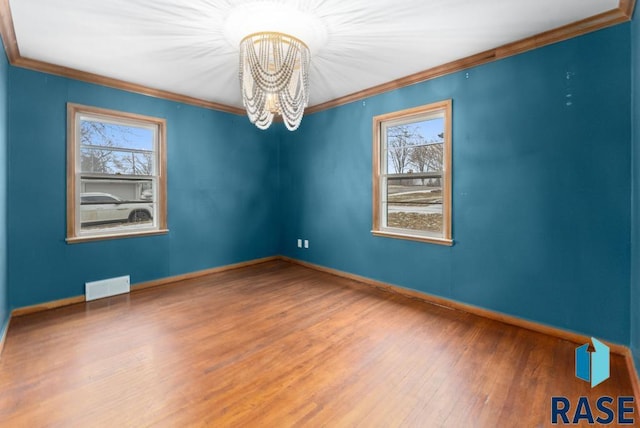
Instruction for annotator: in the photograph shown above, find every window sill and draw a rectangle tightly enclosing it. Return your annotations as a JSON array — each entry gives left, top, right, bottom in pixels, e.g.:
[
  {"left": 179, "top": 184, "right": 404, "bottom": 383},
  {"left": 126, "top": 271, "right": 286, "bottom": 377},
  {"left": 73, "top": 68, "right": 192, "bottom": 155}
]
[
  {"left": 371, "top": 230, "right": 453, "bottom": 246},
  {"left": 66, "top": 228, "right": 169, "bottom": 244}
]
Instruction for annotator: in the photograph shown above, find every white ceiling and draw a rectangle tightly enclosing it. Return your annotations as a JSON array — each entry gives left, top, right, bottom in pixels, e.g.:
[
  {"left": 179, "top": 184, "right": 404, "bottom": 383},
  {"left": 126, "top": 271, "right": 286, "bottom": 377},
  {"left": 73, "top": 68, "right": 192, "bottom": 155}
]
[{"left": 9, "top": 0, "right": 621, "bottom": 109}]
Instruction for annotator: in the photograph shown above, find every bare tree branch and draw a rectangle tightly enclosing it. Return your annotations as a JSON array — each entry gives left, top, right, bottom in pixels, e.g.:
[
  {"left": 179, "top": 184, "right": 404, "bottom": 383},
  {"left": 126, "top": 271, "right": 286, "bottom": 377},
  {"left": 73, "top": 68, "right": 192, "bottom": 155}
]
[
  {"left": 80, "top": 121, "right": 139, "bottom": 174},
  {"left": 387, "top": 126, "right": 415, "bottom": 174}
]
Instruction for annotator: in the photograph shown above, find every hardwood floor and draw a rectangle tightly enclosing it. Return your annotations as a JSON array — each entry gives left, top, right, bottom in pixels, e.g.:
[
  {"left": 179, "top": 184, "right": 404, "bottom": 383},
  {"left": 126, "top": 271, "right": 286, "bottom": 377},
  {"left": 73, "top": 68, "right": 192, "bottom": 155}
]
[{"left": 0, "top": 260, "right": 636, "bottom": 427}]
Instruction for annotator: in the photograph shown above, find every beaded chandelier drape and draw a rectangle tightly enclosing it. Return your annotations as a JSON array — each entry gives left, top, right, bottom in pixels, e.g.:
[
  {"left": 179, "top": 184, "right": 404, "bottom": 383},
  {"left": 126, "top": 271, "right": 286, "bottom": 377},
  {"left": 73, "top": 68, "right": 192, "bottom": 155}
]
[{"left": 239, "top": 32, "right": 310, "bottom": 131}]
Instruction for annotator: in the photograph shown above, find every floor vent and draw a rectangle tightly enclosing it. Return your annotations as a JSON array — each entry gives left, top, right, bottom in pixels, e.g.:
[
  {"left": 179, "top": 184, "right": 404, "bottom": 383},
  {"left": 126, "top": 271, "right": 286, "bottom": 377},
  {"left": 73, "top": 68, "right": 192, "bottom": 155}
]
[{"left": 85, "top": 275, "right": 130, "bottom": 301}]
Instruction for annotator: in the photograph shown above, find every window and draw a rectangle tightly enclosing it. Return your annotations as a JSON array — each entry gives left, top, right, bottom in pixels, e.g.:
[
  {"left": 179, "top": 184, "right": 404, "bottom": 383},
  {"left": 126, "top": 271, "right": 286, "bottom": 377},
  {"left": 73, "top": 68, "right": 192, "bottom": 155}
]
[
  {"left": 67, "top": 103, "right": 167, "bottom": 242},
  {"left": 372, "top": 100, "right": 452, "bottom": 245}
]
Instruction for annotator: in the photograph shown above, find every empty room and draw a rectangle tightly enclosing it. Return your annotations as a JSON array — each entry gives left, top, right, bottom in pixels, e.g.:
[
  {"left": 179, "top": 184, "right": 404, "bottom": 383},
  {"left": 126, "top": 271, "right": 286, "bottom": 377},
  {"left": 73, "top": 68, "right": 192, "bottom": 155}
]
[{"left": 2, "top": 0, "right": 640, "bottom": 426}]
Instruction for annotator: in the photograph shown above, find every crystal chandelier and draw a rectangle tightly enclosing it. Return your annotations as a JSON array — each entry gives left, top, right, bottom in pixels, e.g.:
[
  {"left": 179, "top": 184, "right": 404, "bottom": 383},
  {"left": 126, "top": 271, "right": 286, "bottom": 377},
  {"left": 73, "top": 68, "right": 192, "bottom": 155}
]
[{"left": 239, "top": 32, "right": 310, "bottom": 131}]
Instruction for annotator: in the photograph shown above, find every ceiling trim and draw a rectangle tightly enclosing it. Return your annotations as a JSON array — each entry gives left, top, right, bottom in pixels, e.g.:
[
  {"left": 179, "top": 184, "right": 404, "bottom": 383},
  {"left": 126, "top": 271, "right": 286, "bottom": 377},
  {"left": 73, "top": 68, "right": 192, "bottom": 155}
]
[
  {"left": 307, "top": 2, "right": 636, "bottom": 114},
  {"left": 0, "top": 0, "right": 245, "bottom": 115},
  {"left": 0, "top": 0, "right": 635, "bottom": 117},
  {"left": 12, "top": 56, "right": 246, "bottom": 115},
  {"left": 621, "top": 0, "right": 636, "bottom": 17}
]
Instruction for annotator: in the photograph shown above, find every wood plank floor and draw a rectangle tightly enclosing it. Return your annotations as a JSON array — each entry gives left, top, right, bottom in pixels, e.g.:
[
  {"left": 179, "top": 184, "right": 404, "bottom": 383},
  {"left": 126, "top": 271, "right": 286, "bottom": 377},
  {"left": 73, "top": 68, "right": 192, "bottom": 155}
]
[{"left": 0, "top": 260, "right": 636, "bottom": 427}]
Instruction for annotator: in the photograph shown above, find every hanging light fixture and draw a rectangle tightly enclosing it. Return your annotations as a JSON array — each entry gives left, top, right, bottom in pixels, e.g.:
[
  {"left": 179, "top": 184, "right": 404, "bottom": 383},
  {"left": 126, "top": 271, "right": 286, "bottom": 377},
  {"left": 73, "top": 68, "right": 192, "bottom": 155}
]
[{"left": 239, "top": 32, "right": 310, "bottom": 131}]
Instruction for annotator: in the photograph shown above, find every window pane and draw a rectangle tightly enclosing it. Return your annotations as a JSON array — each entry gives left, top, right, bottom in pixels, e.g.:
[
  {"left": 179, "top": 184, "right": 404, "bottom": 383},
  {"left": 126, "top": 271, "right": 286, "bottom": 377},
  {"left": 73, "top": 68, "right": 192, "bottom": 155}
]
[
  {"left": 79, "top": 177, "right": 155, "bottom": 233},
  {"left": 80, "top": 119, "right": 154, "bottom": 151},
  {"left": 386, "top": 175, "right": 443, "bottom": 234},
  {"left": 384, "top": 117, "right": 445, "bottom": 233},
  {"left": 386, "top": 118, "right": 444, "bottom": 174},
  {"left": 79, "top": 118, "right": 155, "bottom": 175}
]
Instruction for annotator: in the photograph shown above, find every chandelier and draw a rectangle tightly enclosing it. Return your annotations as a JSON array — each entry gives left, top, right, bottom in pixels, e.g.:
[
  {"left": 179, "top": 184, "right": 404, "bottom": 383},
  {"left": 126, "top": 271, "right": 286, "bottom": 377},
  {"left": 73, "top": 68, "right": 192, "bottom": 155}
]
[{"left": 239, "top": 32, "right": 310, "bottom": 131}]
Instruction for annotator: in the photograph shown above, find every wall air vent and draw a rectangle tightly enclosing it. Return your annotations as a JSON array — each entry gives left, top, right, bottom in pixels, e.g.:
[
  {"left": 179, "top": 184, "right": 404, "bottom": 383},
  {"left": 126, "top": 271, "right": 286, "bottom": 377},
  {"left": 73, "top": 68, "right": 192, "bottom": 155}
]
[{"left": 85, "top": 275, "right": 130, "bottom": 301}]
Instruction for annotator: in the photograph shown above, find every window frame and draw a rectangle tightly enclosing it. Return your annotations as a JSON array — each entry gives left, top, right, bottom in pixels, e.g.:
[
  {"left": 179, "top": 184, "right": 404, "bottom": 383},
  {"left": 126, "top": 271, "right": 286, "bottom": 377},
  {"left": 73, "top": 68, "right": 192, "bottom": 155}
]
[
  {"left": 66, "top": 103, "right": 168, "bottom": 243},
  {"left": 372, "top": 99, "right": 453, "bottom": 246}
]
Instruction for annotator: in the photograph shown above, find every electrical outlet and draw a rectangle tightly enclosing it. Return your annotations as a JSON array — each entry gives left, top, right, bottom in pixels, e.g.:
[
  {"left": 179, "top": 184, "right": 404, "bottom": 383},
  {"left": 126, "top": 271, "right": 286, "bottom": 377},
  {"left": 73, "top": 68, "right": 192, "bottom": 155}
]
[
  {"left": 297, "top": 239, "right": 302, "bottom": 248},
  {"left": 304, "top": 239, "right": 309, "bottom": 249}
]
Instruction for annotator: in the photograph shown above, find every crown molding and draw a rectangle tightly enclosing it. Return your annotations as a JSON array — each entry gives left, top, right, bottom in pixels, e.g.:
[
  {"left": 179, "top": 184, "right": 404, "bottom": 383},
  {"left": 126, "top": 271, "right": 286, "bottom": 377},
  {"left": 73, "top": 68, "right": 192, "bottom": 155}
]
[
  {"left": 12, "top": 56, "right": 245, "bottom": 115},
  {"left": 620, "top": 0, "right": 636, "bottom": 18},
  {"left": 0, "top": 0, "right": 635, "bottom": 116},
  {"left": 0, "top": 0, "right": 244, "bottom": 115},
  {"left": 0, "top": 0, "right": 17, "bottom": 63},
  {"left": 306, "top": 2, "right": 636, "bottom": 114}
]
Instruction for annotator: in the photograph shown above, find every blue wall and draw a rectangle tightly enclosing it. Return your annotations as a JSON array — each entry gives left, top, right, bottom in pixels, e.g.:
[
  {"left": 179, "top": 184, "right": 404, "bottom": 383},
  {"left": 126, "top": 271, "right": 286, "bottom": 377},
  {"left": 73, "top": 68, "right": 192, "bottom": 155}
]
[
  {"left": 631, "top": 11, "right": 640, "bottom": 372},
  {"left": 0, "top": 46, "right": 8, "bottom": 336},
  {"left": 2, "top": 21, "right": 635, "bottom": 349},
  {"left": 7, "top": 68, "right": 280, "bottom": 308},
  {"left": 280, "top": 25, "right": 632, "bottom": 344}
]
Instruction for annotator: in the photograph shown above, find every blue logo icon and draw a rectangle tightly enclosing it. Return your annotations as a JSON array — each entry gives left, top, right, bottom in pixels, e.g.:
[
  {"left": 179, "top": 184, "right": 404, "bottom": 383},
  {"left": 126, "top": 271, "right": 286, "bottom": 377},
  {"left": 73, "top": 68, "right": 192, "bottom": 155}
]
[{"left": 575, "top": 338, "right": 610, "bottom": 388}]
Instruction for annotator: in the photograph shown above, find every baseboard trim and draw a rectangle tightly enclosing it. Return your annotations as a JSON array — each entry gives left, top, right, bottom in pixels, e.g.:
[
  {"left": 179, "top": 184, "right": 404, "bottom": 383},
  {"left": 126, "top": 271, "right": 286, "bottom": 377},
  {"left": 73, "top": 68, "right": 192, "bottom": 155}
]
[
  {"left": 12, "top": 296, "right": 85, "bottom": 317},
  {"left": 0, "top": 313, "right": 10, "bottom": 358},
  {"left": 623, "top": 350, "right": 640, "bottom": 414},
  {"left": 132, "top": 256, "right": 280, "bottom": 292},
  {"left": 280, "top": 256, "right": 629, "bottom": 356},
  {"left": 11, "top": 256, "right": 280, "bottom": 317}
]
